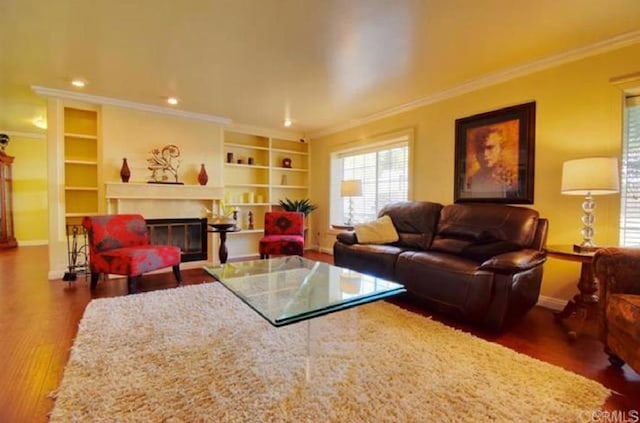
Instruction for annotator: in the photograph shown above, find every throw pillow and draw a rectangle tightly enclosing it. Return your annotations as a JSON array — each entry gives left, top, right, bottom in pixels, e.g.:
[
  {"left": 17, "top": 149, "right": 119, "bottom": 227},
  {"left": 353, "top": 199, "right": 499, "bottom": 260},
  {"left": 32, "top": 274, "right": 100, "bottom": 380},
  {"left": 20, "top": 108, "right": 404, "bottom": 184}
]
[{"left": 354, "top": 215, "right": 399, "bottom": 244}]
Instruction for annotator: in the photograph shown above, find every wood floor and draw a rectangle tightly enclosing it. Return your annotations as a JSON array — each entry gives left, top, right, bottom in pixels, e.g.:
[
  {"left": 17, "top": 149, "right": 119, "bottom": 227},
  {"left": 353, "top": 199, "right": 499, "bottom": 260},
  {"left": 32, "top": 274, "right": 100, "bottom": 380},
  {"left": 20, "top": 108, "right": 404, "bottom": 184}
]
[{"left": 1, "top": 246, "right": 638, "bottom": 422}]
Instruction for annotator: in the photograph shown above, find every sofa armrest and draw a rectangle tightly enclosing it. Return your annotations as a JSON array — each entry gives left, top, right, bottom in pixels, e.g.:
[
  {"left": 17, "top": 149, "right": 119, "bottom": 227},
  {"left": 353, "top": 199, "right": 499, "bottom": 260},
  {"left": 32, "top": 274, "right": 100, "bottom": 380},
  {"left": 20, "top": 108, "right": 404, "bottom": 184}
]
[
  {"left": 336, "top": 231, "right": 358, "bottom": 245},
  {"left": 479, "top": 249, "right": 546, "bottom": 273}
]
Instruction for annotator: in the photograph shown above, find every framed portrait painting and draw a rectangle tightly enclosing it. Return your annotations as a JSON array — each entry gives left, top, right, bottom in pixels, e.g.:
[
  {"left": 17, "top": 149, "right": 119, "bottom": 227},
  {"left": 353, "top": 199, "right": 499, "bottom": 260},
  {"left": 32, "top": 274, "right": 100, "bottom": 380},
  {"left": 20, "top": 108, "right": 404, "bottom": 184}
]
[{"left": 454, "top": 102, "right": 536, "bottom": 204}]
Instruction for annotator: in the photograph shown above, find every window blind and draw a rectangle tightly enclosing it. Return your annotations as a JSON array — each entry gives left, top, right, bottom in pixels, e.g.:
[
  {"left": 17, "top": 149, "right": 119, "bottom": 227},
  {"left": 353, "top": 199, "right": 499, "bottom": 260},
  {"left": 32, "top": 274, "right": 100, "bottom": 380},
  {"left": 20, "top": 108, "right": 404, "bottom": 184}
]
[
  {"left": 342, "top": 143, "right": 409, "bottom": 224},
  {"left": 620, "top": 95, "right": 640, "bottom": 246}
]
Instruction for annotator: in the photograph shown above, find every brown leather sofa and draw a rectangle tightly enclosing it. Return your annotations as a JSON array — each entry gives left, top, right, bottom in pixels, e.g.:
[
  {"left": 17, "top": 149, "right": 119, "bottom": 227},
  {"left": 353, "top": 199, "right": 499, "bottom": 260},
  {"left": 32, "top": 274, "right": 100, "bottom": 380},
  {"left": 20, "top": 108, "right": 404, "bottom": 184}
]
[
  {"left": 593, "top": 247, "right": 640, "bottom": 374},
  {"left": 334, "top": 201, "right": 548, "bottom": 331}
]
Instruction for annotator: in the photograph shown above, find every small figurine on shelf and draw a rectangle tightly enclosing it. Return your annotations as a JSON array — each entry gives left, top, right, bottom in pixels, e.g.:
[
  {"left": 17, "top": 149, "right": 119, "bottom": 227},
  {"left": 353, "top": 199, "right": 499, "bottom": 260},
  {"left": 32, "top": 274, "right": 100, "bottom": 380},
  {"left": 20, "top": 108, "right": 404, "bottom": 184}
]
[{"left": 248, "top": 211, "right": 254, "bottom": 230}]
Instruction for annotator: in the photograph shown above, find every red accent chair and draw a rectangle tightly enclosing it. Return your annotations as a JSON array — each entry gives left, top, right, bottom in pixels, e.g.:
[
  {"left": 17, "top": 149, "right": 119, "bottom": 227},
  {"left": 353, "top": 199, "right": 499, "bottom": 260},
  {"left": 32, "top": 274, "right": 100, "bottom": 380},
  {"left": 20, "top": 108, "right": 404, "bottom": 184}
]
[
  {"left": 259, "top": 211, "right": 305, "bottom": 259},
  {"left": 82, "top": 214, "right": 182, "bottom": 294}
]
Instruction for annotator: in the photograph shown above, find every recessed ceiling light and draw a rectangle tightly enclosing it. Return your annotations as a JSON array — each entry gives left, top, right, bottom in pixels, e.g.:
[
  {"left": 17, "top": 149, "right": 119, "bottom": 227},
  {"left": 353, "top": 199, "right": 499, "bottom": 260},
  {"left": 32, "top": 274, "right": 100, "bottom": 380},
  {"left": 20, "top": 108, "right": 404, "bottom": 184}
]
[
  {"left": 167, "top": 97, "right": 179, "bottom": 105},
  {"left": 284, "top": 119, "right": 292, "bottom": 127},
  {"left": 71, "top": 79, "right": 86, "bottom": 88}
]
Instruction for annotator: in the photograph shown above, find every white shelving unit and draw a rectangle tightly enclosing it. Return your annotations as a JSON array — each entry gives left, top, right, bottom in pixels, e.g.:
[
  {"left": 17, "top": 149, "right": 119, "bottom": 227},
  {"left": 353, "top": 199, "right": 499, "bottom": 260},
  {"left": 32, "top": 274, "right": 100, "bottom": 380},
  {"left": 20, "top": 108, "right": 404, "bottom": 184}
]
[{"left": 222, "top": 131, "right": 310, "bottom": 257}]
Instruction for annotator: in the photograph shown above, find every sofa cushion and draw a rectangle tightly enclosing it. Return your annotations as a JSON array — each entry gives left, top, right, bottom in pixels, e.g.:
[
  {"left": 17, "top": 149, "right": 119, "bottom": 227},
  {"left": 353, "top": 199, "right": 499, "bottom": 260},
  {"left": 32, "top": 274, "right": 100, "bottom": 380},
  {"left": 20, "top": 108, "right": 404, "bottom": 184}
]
[
  {"left": 431, "top": 238, "right": 521, "bottom": 262},
  {"left": 378, "top": 201, "right": 443, "bottom": 250},
  {"left": 396, "top": 251, "right": 494, "bottom": 319},
  {"left": 333, "top": 242, "right": 406, "bottom": 281},
  {"left": 354, "top": 215, "right": 399, "bottom": 244},
  {"left": 435, "top": 203, "right": 539, "bottom": 248}
]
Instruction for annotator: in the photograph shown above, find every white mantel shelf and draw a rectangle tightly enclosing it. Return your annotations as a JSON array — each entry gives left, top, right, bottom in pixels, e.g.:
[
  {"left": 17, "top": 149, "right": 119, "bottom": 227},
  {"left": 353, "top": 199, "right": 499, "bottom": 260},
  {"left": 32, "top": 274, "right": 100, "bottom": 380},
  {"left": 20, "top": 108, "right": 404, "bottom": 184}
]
[
  {"left": 105, "top": 182, "right": 224, "bottom": 200},
  {"left": 105, "top": 182, "right": 224, "bottom": 221}
]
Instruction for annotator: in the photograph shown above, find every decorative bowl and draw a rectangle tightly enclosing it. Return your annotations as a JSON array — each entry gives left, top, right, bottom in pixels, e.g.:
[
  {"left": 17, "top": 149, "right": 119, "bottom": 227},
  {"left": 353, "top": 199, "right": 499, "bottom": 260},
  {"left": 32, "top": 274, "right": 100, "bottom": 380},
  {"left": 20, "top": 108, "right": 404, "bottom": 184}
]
[{"left": 209, "top": 216, "right": 237, "bottom": 230}]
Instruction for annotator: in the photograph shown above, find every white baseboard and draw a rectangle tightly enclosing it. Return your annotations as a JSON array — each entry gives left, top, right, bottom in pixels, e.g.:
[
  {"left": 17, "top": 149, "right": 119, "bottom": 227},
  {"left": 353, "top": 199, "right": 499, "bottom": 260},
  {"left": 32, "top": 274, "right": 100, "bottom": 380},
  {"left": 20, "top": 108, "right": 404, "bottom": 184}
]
[
  {"left": 536, "top": 295, "right": 567, "bottom": 311},
  {"left": 319, "top": 247, "right": 333, "bottom": 255},
  {"left": 17, "top": 239, "right": 48, "bottom": 246}
]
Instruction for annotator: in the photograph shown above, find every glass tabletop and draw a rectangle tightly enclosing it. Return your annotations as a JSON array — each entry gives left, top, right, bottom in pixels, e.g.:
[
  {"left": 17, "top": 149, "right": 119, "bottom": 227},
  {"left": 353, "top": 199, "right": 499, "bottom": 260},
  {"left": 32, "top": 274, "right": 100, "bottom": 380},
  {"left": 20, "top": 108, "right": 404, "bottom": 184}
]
[{"left": 204, "top": 256, "right": 406, "bottom": 327}]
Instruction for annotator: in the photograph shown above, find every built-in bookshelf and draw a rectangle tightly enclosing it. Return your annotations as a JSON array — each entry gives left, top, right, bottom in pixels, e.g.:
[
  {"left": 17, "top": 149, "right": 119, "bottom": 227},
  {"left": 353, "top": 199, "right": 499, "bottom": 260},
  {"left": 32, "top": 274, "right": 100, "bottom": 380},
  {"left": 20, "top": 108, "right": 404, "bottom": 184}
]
[
  {"left": 63, "top": 107, "right": 101, "bottom": 225},
  {"left": 222, "top": 131, "right": 310, "bottom": 257}
]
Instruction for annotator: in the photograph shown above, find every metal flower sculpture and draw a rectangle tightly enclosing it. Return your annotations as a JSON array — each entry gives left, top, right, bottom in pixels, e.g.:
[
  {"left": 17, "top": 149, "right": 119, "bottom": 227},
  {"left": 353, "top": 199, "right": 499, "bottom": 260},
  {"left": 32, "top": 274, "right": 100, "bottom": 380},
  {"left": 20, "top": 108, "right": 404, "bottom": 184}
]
[{"left": 147, "top": 144, "right": 181, "bottom": 183}]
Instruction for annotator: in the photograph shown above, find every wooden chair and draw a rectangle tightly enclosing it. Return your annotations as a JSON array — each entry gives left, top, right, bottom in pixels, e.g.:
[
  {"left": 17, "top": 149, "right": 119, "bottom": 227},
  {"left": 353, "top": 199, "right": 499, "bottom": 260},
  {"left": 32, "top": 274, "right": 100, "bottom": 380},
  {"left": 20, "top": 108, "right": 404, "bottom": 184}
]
[
  {"left": 82, "top": 214, "right": 182, "bottom": 294},
  {"left": 259, "top": 211, "right": 304, "bottom": 259},
  {"left": 593, "top": 247, "right": 640, "bottom": 374}
]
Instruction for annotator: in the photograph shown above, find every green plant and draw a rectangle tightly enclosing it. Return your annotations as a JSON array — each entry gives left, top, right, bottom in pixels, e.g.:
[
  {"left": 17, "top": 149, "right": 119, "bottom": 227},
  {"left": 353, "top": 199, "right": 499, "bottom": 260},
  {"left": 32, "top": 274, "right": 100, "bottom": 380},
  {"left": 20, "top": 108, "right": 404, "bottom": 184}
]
[{"left": 278, "top": 198, "right": 317, "bottom": 217}]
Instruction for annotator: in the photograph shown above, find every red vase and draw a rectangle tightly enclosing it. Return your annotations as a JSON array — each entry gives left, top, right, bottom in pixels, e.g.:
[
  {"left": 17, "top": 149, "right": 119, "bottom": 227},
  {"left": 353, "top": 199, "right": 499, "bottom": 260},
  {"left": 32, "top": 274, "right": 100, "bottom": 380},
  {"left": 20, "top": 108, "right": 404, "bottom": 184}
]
[
  {"left": 120, "top": 158, "right": 131, "bottom": 183},
  {"left": 198, "top": 163, "right": 208, "bottom": 186}
]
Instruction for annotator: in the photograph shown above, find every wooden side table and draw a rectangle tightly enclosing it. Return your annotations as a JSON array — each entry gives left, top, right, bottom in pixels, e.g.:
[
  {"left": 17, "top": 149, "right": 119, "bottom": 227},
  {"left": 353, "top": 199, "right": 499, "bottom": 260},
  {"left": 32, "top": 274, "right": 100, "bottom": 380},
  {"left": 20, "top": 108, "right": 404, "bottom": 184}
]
[
  {"left": 546, "top": 245, "right": 598, "bottom": 340},
  {"left": 208, "top": 226, "right": 241, "bottom": 264}
]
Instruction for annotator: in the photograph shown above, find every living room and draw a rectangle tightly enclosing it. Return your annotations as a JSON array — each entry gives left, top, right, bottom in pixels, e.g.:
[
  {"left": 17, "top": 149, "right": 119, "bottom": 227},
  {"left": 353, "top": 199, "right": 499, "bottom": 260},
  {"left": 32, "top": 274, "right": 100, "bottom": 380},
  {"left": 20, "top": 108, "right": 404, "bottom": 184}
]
[{"left": 1, "top": 0, "right": 640, "bottom": 421}]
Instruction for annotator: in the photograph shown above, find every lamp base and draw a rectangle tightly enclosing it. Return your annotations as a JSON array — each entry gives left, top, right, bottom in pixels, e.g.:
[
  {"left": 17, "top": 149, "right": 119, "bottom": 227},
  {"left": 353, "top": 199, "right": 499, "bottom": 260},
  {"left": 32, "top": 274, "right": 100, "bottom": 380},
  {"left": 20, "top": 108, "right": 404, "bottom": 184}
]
[{"left": 573, "top": 244, "right": 599, "bottom": 253}]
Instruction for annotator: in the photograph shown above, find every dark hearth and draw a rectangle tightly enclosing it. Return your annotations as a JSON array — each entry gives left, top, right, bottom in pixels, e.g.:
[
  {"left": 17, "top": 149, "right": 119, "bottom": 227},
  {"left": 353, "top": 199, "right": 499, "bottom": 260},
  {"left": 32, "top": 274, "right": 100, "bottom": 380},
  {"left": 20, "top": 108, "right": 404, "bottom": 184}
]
[{"left": 146, "top": 218, "right": 207, "bottom": 262}]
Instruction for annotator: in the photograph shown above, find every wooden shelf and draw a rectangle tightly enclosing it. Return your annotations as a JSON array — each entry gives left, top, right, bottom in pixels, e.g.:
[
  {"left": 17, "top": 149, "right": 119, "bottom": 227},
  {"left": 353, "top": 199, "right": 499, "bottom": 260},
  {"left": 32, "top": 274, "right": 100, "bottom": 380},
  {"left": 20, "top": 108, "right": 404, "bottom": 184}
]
[
  {"left": 272, "top": 185, "right": 308, "bottom": 189},
  {"left": 225, "top": 142, "right": 269, "bottom": 151},
  {"left": 225, "top": 183, "right": 269, "bottom": 188},
  {"left": 64, "top": 132, "right": 98, "bottom": 140},
  {"left": 271, "top": 148, "right": 308, "bottom": 155},
  {"left": 65, "top": 160, "right": 98, "bottom": 166},
  {"left": 65, "top": 186, "right": 99, "bottom": 191},
  {"left": 271, "top": 166, "right": 308, "bottom": 172},
  {"left": 224, "top": 163, "right": 269, "bottom": 169},
  {"left": 65, "top": 212, "right": 99, "bottom": 217}
]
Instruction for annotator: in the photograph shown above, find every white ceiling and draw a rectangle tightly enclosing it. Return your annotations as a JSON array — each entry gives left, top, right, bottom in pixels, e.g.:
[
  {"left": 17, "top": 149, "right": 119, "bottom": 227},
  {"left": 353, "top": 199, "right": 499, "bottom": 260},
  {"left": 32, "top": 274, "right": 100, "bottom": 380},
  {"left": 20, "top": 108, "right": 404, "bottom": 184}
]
[{"left": 1, "top": 0, "right": 640, "bottom": 136}]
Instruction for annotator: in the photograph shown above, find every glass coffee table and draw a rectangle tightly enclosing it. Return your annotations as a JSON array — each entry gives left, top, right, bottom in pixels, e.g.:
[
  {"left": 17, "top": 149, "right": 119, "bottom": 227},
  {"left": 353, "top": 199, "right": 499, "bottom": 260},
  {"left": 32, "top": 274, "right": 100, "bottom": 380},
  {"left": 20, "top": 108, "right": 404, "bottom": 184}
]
[{"left": 203, "top": 256, "right": 406, "bottom": 327}]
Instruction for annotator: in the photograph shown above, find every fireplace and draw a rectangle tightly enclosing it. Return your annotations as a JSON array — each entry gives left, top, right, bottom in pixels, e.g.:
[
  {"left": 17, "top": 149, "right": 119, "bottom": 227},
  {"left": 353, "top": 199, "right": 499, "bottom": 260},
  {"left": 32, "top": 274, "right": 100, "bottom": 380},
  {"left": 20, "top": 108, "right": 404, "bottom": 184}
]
[{"left": 146, "top": 218, "right": 208, "bottom": 262}]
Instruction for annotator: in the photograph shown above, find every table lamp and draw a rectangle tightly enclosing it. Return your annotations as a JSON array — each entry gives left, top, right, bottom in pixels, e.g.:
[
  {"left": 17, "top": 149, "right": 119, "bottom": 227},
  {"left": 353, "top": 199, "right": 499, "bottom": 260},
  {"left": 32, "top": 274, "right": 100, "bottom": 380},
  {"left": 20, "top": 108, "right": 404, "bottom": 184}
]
[
  {"left": 341, "top": 179, "right": 362, "bottom": 226},
  {"left": 561, "top": 157, "right": 619, "bottom": 252}
]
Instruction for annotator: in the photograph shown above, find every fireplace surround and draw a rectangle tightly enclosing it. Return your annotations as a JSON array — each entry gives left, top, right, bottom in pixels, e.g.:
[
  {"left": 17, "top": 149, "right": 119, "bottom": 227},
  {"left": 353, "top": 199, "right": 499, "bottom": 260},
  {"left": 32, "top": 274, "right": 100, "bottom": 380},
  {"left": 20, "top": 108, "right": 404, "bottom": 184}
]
[{"left": 146, "top": 218, "right": 208, "bottom": 262}]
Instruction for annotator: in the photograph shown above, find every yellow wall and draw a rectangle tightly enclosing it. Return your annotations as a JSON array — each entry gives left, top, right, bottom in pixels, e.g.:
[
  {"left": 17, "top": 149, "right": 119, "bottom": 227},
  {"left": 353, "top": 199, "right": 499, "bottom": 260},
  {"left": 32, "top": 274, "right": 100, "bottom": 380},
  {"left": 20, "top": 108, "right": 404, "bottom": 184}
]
[
  {"left": 5, "top": 134, "right": 48, "bottom": 243},
  {"left": 310, "top": 43, "right": 640, "bottom": 301},
  {"left": 101, "top": 106, "right": 223, "bottom": 186}
]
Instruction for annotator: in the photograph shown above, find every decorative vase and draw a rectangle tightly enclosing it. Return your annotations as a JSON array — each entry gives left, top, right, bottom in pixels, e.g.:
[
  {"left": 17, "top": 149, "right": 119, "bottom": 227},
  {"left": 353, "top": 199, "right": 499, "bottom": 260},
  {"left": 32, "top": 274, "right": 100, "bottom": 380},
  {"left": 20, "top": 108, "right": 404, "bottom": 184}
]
[
  {"left": 120, "top": 158, "right": 131, "bottom": 183},
  {"left": 198, "top": 163, "right": 208, "bottom": 186}
]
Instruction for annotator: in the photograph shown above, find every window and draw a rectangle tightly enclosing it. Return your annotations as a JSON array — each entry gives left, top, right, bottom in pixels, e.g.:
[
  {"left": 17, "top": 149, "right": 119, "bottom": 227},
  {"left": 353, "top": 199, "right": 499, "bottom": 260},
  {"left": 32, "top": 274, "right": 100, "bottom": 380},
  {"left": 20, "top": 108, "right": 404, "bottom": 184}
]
[
  {"left": 620, "top": 95, "right": 640, "bottom": 246},
  {"left": 330, "top": 131, "right": 411, "bottom": 226}
]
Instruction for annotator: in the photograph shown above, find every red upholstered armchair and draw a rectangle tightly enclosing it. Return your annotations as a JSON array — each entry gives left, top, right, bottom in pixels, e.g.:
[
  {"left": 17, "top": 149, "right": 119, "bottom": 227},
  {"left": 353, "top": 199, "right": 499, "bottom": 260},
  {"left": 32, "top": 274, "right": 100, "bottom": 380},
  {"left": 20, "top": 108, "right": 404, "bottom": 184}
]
[
  {"left": 82, "top": 214, "right": 182, "bottom": 294},
  {"left": 259, "top": 211, "right": 305, "bottom": 259}
]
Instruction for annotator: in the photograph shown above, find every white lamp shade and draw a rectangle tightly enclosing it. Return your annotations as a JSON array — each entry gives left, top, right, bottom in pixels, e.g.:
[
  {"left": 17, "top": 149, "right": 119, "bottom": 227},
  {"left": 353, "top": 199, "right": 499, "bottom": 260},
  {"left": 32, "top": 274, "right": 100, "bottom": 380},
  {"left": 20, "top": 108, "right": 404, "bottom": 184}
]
[
  {"left": 341, "top": 179, "right": 362, "bottom": 197},
  {"left": 561, "top": 157, "right": 620, "bottom": 195}
]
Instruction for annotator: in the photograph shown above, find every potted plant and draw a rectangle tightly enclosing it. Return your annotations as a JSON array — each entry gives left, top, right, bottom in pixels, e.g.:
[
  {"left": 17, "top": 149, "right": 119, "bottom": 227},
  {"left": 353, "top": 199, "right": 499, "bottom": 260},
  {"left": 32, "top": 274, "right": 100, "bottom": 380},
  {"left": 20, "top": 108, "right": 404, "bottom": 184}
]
[{"left": 278, "top": 198, "right": 317, "bottom": 217}]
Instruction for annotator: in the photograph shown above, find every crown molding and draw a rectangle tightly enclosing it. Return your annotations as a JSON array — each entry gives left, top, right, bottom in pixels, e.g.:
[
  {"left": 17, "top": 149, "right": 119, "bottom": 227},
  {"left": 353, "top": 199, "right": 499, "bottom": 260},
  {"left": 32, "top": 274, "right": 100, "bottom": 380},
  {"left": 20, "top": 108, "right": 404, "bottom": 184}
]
[
  {"left": 0, "top": 130, "right": 46, "bottom": 139},
  {"left": 225, "top": 122, "right": 304, "bottom": 141},
  {"left": 31, "top": 86, "right": 233, "bottom": 126},
  {"left": 309, "top": 29, "right": 640, "bottom": 139}
]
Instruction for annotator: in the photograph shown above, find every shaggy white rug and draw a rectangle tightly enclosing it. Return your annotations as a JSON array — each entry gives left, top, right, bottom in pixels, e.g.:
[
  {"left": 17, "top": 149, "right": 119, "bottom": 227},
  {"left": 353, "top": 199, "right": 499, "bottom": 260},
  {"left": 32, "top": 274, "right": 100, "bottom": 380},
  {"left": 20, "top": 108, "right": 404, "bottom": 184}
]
[{"left": 50, "top": 282, "right": 609, "bottom": 422}]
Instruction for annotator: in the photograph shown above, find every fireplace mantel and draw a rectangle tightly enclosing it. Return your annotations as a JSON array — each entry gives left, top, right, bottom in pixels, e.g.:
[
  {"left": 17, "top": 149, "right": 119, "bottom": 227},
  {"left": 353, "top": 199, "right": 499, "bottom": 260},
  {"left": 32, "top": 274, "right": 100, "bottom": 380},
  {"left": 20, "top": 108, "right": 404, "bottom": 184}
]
[{"left": 105, "top": 182, "right": 223, "bottom": 219}]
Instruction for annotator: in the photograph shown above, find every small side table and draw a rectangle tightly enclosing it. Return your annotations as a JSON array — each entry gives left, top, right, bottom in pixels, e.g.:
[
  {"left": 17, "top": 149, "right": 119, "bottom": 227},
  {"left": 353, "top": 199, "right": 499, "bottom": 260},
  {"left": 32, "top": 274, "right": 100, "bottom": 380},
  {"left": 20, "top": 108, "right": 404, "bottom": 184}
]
[
  {"left": 546, "top": 245, "right": 598, "bottom": 340},
  {"left": 208, "top": 226, "right": 241, "bottom": 264}
]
